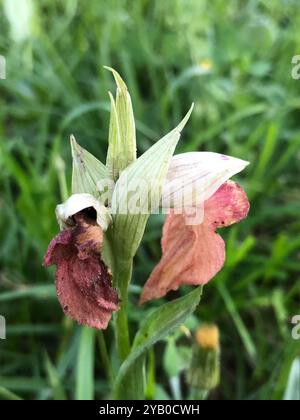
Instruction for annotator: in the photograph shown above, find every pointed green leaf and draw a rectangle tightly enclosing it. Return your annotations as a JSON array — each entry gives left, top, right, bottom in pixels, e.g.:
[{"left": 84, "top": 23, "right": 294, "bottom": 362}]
[
  {"left": 106, "top": 92, "right": 122, "bottom": 181},
  {"left": 114, "top": 286, "right": 202, "bottom": 399},
  {"left": 70, "top": 135, "right": 109, "bottom": 199},
  {"left": 105, "top": 67, "right": 136, "bottom": 180},
  {"left": 109, "top": 104, "right": 194, "bottom": 262},
  {"left": 44, "top": 353, "right": 67, "bottom": 400}
]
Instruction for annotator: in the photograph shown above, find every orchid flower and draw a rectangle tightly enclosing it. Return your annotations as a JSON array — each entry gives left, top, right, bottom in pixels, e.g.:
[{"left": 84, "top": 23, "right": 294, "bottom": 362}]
[
  {"left": 140, "top": 152, "right": 250, "bottom": 303},
  {"left": 43, "top": 68, "right": 249, "bottom": 335},
  {"left": 140, "top": 178, "right": 249, "bottom": 304},
  {"left": 44, "top": 194, "right": 118, "bottom": 329}
]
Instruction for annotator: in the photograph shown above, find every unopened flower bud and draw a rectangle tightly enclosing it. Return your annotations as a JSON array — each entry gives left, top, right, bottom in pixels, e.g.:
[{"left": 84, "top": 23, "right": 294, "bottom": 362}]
[{"left": 186, "top": 324, "right": 220, "bottom": 392}]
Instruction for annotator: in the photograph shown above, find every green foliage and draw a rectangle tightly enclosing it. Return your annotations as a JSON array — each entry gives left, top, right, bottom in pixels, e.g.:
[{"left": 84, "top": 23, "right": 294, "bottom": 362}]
[
  {"left": 114, "top": 287, "right": 202, "bottom": 399},
  {"left": 105, "top": 67, "right": 137, "bottom": 181},
  {"left": 71, "top": 135, "right": 108, "bottom": 197},
  {"left": 0, "top": 0, "right": 300, "bottom": 400}
]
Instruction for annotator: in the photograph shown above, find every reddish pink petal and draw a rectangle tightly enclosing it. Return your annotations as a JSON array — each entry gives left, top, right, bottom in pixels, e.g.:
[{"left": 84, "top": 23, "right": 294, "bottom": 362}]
[
  {"left": 44, "top": 213, "right": 119, "bottom": 329},
  {"left": 204, "top": 180, "right": 250, "bottom": 228},
  {"left": 140, "top": 181, "right": 249, "bottom": 304}
]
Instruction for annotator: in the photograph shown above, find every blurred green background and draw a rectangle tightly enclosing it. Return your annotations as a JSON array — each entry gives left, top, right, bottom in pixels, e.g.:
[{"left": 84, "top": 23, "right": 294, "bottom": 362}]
[{"left": 0, "top": 0, "right": 300, "bottom": 400}]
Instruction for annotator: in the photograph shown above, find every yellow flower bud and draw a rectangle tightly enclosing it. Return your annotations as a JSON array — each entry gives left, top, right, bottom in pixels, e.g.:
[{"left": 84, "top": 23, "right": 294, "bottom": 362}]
[{"left": 186, "top": 324, "right": 220, "bottom": 392}]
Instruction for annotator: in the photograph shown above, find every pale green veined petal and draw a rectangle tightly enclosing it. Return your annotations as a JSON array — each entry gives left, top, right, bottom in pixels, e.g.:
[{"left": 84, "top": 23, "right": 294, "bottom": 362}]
[
  {"left": 105, "top": 67, "right": 136, "bottom": 181},
  {"left": 106, "top": 92, "right": 122, "bottom": 181},
  {"left": 162, "top": 152, "right": 249, "bottom": 210},
  {"left": 109, "top": 104, "right": 194, "bottom": 261},
  {"left": 71, "top": 135, "right": 109, "bottom": 200}
]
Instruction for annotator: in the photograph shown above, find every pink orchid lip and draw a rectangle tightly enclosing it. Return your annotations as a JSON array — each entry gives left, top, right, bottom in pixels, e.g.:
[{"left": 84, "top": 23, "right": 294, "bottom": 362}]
[
  {"left": 44, "top": 210, "right": 119, "bottom": 330},
  {"left": 140, "top": 181, "right": 250, "bottom": 304}
]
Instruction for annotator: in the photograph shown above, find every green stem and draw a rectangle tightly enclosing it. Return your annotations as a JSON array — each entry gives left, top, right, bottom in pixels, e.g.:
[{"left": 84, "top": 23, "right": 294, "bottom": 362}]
[
  {"left": 112, "top": 260, "right": 145, "bottom": 400},
  {"left": 189, "top": 388, "right": 209, "bottom": 400},
  {"left": 145, "top": 348, "right": 156, "bottom": 400},
  {"left": 98, "top": 331, "right": 114, "bottom": 384},
  {"left": 114, "top": 259, "right": 132, "bottom": 362}
]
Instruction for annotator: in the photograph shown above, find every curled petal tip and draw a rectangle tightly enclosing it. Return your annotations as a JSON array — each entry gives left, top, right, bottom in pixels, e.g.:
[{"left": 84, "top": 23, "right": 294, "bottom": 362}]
[
  {"left": 70, "top": 134, "right": 80, "bottom": 154},
  {"left": 56, "top": 193, "right": 112, "bottom": 232},
  {"left": 104, "top": 66, "right": 128, "bottom": 91}
]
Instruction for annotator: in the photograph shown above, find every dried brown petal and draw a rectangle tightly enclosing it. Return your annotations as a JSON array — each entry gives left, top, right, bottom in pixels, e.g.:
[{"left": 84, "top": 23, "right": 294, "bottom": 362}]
[{"left": 44, "top": 212, "right": 119, "bottom": 329}]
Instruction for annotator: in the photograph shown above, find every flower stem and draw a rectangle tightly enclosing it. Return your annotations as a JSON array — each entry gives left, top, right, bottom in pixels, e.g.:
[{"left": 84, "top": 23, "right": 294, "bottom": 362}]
[
  {"left": 112, "top": 259, "right": 144, "bottom": 399},
  {"left": 189, "top": 388, "right": 209, "bottom": 400},
  {"left": 98, "top": 331, "right": 114, "bottom": 385},
  {"left": 114, "top": 259, "right": 132, "bottom": 362}
]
